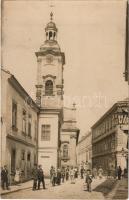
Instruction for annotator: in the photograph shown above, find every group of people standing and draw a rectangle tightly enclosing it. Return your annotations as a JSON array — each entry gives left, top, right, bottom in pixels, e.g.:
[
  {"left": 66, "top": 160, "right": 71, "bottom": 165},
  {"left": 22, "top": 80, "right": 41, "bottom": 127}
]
[
  {"left": 1, "top": 163, "right": 127, "bottom": 193},
  {"left": 50, "top": 165, "right": 79, "bottom": 186}
]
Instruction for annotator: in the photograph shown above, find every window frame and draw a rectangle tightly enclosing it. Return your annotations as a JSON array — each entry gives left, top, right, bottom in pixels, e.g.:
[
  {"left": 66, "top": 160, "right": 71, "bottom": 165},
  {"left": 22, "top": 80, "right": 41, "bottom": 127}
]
[
  {"left": 12, "top": 100, "right": 17, "bottom": 129},
  {"left": 22, "top": 109, "right": 26, "bottom": 134},
  {"left": 41, "top": 124, "right": 51, "bottom": 141},
  {"left": 45, "top": 80, "right": 53, "bottom": 96},
  {"left": 28, "top": 114, "right": 32, "bottom": 137}
]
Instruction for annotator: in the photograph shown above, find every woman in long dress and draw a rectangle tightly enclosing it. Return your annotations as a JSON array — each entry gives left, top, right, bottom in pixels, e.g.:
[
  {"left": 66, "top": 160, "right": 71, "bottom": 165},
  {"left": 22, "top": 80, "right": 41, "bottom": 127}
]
[
  {"left": 14, "top": 168, "right": 21, "bottom": 184},
  {"left": 70, "top": 166, "right": 75, "bottom": 184}
]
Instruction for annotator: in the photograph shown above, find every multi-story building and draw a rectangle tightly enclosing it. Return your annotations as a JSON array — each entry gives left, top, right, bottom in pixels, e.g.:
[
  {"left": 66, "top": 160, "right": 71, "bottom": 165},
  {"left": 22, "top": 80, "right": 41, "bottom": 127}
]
[
  {"left": 1, "top": 68, "right": 39, "bottom": 182},
  {"left": 61, "top": 106, "right": 80, "bottom": 167},
  {"left": 92, "top": 99, "right": 128, "bottom": 173},
  {"left": 76, "top": 132, "right": 92, "bottom": 169}
]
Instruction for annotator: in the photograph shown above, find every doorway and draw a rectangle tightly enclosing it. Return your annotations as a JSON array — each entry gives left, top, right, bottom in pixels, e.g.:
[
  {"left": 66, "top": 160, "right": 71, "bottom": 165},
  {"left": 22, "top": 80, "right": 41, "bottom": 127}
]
[{"left": 11, "top": 149, "right": 16, "bottom": 173}]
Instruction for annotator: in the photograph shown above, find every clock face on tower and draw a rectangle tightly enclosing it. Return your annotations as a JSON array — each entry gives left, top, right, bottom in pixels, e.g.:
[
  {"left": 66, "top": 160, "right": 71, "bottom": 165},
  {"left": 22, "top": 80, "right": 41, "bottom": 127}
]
[{"left": 46, "top": 55, "right": 53, "bottom": 64}]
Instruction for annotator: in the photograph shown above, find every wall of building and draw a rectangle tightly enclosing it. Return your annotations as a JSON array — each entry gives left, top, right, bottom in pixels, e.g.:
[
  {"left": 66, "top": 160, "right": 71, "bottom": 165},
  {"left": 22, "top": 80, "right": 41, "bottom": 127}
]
[
  {"left": 1, "top": 70, "right": 38, "bottom": 182},
  {"left": 38, "top": 112, "right": 59, "bottom": 176},
  {"left": 60, "top": 131, "right": 78, "bottom": 167},
  {"left": 92, "top": 101, "right": 128, "bottom": 172},
  {"left": 76, "top": 133, "right": 92, "bottom": 168}
]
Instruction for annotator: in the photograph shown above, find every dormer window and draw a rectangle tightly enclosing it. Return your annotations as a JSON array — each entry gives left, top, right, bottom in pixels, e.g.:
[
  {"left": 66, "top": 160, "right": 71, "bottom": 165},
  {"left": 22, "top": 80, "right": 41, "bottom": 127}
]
[{"left": 45, "top": 80, "right": 53, "bottom": 95}]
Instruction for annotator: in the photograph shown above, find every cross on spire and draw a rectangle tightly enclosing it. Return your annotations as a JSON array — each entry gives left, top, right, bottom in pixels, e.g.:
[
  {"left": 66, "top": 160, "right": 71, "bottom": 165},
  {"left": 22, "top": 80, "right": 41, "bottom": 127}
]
[{"left": 50, "top": 12, "right": 53, "bottom": 21}]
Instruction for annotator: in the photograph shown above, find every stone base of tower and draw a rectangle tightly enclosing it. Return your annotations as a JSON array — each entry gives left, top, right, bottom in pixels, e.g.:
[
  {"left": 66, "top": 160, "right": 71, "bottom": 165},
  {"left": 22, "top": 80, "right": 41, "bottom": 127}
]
[
  {"left": 38, "top": 148, "right": 58, "bottom": 177},
  {"left": 37, "top": 109, "right": 62, "bottom": 177}
]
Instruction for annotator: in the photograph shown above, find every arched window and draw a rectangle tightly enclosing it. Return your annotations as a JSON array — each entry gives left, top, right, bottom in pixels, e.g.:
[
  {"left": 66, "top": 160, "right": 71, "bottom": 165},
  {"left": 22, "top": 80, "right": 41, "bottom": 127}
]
[
  {"left": 53, "top": 32, "right": 56, "bottom": 39},
  {"left": 45, "top": 80, "right": 53, "bottom": 95},
  {"left": 49, "top": 31, "right": 53, "bottom": 40},
  {"left": 63, "top": 145, "right": 68, "bottom": 158}
]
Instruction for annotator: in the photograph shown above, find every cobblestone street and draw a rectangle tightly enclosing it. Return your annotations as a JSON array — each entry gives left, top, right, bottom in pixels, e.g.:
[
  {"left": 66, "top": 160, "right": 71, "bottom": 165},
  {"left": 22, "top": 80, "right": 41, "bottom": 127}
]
[{"left": 1, "top": 178, "right": 128, "bottom": 199}]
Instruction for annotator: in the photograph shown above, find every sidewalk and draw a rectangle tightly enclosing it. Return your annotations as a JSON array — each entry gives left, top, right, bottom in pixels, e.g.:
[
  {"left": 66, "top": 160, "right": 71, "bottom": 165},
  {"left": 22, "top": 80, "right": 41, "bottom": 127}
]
[
  {"left": 0, "top": 178, "right": 50, "bottom": 196},
  {"left": 106, "top": 178, "right": 128, "bottom": 199},
  {"left": 93, "top": 177, "right": 128, "bottom": 199}
]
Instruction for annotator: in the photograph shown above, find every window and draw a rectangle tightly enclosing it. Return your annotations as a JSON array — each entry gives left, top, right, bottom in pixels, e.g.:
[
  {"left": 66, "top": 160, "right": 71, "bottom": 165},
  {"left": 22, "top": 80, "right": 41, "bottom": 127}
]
[
  {"left": 49, "top": 31, "right": 53, "bottom": 40},
  {"left": 21, "top": 151, "right": 25, "bottom": 160},
  {"left": 63, "top": 145, "right": 68, "bottom": 158},
  {"left": 34, "top": 120, "right": 37, "bottom": 140},
  {"left": 27, "top": 153, "right": 31, "bottom": 161},
  {"left": 45, "top": 80, "right": 53, "bottom": 95},
  {"left": 22, "top": 110, "right": 26, "bottom": 133},
  {"left": 41, "top": 125, "right": 51, "bottom": 141},
  {"left": 28, "top": 114, "right": 32, "bottom": 137},
  {"left": 12, "top": 101, "right": 17, "bottom": 128}
]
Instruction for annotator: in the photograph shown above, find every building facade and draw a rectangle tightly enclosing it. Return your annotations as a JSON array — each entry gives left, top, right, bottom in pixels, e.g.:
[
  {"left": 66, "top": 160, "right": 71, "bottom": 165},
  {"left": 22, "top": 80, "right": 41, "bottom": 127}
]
[
  {"left": 1, "top": 69, "right": 39, "bottom": 182},
  {"left": 92, "top": 99, "right": 128, "bottom": 173},
  {"left": 35, "top": 14, "right": 79, "bottom": 175},
  {"left": 35, "top": 14, "right": 65, "bottom": 176},
  {"left": 61, "top": 106, "right": 79, "bottom": 167},
  {"left": 76, "top": 132, "right": 92, "bottom": 169}
]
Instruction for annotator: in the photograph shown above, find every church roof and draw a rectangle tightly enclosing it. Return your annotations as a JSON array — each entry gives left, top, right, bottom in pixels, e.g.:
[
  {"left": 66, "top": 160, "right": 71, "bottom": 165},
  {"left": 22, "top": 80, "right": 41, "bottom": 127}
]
[
  {"left": 40, "top": 40, "right": 61, "bottom": 53},
  {"left": 45, "top": 21, "right": 57, "bottom": 32}
]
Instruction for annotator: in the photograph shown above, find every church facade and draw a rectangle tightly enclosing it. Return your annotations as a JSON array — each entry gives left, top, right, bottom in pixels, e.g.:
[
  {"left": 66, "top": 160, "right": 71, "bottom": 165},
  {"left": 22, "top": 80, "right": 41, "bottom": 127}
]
[{"left": 35, "top": 13, "right": 79, "bottom": 175}]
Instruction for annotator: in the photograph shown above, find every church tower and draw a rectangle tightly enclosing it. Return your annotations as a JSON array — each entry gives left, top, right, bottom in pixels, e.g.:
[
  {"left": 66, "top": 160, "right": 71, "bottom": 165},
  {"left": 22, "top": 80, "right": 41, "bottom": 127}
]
[{"left": 35, "top": 13, "right": 65, "bottom": 175}]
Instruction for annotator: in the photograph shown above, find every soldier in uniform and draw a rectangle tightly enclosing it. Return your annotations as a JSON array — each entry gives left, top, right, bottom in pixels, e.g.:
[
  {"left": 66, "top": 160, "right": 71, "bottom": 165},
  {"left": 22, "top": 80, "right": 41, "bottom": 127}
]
[{"left": 32, "top": 164, "right": 38, "bottom": 191}]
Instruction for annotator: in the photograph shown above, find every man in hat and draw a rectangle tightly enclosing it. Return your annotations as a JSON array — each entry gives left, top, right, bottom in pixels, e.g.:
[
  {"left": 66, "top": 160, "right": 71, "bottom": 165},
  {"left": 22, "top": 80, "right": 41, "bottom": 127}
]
[
  {"left": 37, "top": 165, "right": 46, "bottom": 190},
  {"left": 1, "top": 165, "right": 9, "bottom": 190},
  {"left": 32, "top": 164, "right": 38, "bottom": 191},
  {"left": 85, "top": 169, "right": 92, "bottom": 192}
]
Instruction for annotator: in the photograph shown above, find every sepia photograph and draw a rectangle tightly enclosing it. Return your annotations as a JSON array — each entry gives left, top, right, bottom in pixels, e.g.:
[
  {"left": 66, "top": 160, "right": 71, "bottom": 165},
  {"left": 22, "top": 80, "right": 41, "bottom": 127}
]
[{"left": 1, "top": 0, "right": 129, "bottom": 199}]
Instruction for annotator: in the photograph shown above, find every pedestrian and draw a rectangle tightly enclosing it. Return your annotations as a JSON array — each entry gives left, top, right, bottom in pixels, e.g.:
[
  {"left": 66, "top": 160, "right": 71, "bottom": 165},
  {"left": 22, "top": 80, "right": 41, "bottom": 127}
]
[
  {"left": 37, "top": 165, "right": 46, "bottom": 190},
  {"left": 85, "top": 169, "right": 92, "bottom": 192},
  {"left": 74, "top": 167, "right": 78, "bottom": 179},
  {"left": 117, "top": 166, "right": 122, "bottom": 180},
  {"left": 56, "top": 168, "right": 61, "bottom": 185},
  {"left": 65, "top": 166, "right": 69, "bottom": 181},
  {"left": 1, "top": 165, "right": 9, "bottom": 190},
  {"left": 32, "top": 164, "right": 38, "bottom": 191},
  {"left": 80, "top": 166, "right": 84, "bottom": 179},
  {"left": 61, "top": 167, "right": 65, "bottom": 183},
  {"left": 53, "top": 167, "right": 57, "bottom": 186},
  {"left": 50, "top": 166, "right": 54, "bottom": 185},
  {"left": 92, "top": 167, "right": 97, "bottom": 179},
  {"left": 14, "top": 167, "right": 21, "bottom": 185},
  {"left": 50, "top": 167, "right": 56, "bottom": 186},
  {"left": 98, "top": 166, "right": 103, "bottom": 179},
  {"left": 70, "top": 166, "right": 75, "bottom": 184}
]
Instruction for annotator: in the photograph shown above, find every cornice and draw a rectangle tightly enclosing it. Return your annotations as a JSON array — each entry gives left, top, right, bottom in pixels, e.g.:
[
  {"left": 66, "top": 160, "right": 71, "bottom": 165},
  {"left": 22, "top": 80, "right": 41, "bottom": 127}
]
[
  {"left": 8, "top": 75, "right": 39, "bottom": 112},
  {"left": 43, "top": 75, "right": 56, "bottom": 79},
  {"left": 7, "top": 134, "right": 36, "bottom": 148},
  {"left": 91, "top": 100, "right": 129, "bottom": 129},
  {"left": 35, "top": 51, "right": 65, "bottom": 65}
]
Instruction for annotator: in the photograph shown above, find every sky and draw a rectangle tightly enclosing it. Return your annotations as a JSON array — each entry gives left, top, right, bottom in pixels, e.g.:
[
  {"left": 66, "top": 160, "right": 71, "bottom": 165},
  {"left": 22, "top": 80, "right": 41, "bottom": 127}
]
[{"left": 2, "top": 0, "right": 128, "bottom": 137}]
